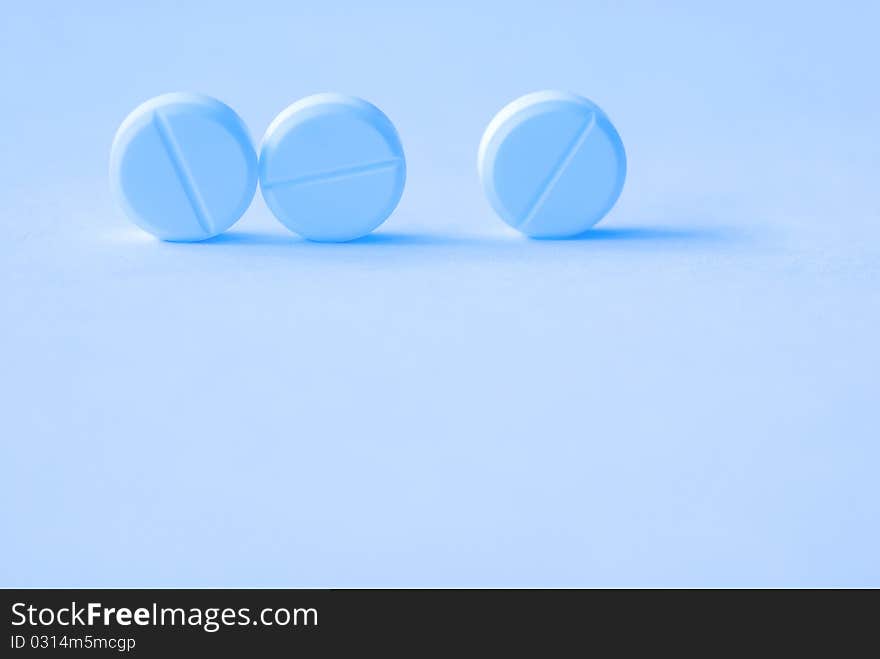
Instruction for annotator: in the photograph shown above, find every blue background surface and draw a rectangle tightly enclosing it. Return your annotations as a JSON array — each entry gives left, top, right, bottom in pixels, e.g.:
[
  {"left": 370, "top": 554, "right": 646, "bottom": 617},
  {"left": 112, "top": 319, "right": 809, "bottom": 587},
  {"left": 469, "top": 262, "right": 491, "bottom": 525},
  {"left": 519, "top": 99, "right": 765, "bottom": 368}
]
[{"left": 2, "top": 1, "right": 878, "bottom": 586}]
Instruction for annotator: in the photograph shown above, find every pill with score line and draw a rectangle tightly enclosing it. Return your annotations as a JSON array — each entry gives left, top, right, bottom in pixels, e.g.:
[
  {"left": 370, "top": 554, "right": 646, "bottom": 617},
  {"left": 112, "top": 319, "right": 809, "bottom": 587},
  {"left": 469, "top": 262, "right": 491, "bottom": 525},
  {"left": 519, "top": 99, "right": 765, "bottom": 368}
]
[
  {"left": 110, "top": 93, "right": 258, "bottom": 241},
  {"left": 259, "top": 94, "right": 406, "bottom": 242},
  {"left": 478, "top": 91, "right": 627, "bottom": 238}
]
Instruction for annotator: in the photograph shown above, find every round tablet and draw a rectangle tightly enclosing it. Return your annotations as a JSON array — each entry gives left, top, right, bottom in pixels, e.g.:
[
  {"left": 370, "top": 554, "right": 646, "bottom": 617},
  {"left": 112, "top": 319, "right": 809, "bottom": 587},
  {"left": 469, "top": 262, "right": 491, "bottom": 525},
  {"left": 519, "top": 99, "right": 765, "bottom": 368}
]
[
  {"left": 478, "top": 91, "right": 626, "bottom": 238},
  {"left": 110, "top": 93, "right": 258, "bottom": 242},
  {"left": 259, "top": 94, "right": 406, "bottom": 242}
]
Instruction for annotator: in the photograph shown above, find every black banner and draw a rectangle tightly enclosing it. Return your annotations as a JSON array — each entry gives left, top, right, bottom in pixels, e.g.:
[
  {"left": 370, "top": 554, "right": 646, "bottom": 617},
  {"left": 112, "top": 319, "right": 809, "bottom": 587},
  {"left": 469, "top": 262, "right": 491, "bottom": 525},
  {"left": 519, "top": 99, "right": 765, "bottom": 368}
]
[{"left": 1, "top": 588, "right": 872, "bottom": 655}]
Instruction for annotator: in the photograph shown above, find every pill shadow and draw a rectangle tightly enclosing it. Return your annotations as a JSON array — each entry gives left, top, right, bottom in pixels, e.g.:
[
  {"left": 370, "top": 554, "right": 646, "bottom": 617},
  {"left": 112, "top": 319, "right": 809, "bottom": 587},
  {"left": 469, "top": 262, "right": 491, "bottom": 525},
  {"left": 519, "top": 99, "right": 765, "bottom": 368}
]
[
  {"left": 204, "top": 225, "right": 739, "bottom": 248},
  {"left": 558, "top": 225, "right": 735, "bottom": 243},
  {"left": 204, "top": 231, "right": 477, "bottom": 247}
]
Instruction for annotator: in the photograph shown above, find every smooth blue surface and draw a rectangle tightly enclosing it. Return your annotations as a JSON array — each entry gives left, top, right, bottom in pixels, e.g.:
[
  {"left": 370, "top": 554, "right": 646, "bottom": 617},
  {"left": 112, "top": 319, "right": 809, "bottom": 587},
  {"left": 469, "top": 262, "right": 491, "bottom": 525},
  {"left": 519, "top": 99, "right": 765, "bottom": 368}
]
[
  {"left": 2, "top": 1, "right": 879, "bottom": 587},
  {"left": 479, "top": 91, "right": 626, "bottom": 237},
  {"left": 110, "top": 93, "right": 257, "bottom": 241},
  {"left": 260, "top": 94, "right": 406, "bottom": 241}
]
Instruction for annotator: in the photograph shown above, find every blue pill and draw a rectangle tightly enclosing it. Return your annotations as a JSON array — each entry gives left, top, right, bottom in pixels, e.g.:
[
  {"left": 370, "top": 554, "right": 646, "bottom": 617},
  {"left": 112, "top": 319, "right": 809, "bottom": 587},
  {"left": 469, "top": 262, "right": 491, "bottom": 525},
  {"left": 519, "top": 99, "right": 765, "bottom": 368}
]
[
  {"left": 259, "top": 94, "right": 406, "bottom": 242},
  {"left": 110, "top": 93, "right": 258, "bottom": 242},
  {"left": 478, "top": 91, "right": 626, "bottom": 238}
]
